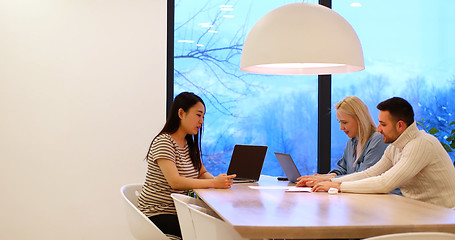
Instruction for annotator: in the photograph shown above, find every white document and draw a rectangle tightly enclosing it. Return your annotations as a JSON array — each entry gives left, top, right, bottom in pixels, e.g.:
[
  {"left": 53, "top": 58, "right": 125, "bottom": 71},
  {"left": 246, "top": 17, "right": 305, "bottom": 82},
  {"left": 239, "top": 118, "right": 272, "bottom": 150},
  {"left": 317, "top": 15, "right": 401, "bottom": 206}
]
[
  {"left": 285, "top": 187, "right": 312, "bottom": 192},
  {"left": 248, "top": 186, "right": 291, "bottom": 190},
  {"left": 248, "top": 186, "right": 312, "bottom": 192}
]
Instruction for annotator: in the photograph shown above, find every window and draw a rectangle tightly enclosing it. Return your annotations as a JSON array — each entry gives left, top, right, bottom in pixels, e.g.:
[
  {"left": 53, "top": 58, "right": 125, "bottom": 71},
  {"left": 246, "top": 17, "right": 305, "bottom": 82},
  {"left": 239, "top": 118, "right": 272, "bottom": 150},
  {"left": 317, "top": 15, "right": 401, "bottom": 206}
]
[
  {"left": 174, "top": 0, "right": 319, "bottom": 176},
  {"left": 331, "top": 0, "right": 455, "bottom": 165}
]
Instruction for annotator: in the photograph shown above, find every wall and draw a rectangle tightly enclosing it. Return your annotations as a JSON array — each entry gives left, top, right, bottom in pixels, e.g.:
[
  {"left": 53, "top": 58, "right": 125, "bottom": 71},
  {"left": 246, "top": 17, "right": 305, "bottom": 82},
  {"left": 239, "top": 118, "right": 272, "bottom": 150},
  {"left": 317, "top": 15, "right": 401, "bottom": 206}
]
[{"left": 0, "top": 0, "right": 166, "bottom": 239}]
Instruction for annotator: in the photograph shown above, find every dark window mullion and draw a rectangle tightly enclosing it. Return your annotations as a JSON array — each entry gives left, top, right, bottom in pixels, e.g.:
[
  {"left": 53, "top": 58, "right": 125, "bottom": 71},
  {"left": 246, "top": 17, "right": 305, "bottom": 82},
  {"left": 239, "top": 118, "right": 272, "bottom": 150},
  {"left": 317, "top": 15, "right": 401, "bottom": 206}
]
[
  {"left": 166, "top": 0, "right": 175, "bottom": 118},
  {"left": 318, "top": 75, "right": 332, "bottom": 174}
]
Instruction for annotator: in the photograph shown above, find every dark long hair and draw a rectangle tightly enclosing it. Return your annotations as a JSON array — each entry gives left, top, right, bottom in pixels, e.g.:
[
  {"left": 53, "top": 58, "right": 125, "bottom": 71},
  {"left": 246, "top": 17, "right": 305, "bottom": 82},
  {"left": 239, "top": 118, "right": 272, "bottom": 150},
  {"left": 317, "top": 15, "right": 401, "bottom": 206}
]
[{"left": 149, "top": 92, "right": 204, "bottom": 171}]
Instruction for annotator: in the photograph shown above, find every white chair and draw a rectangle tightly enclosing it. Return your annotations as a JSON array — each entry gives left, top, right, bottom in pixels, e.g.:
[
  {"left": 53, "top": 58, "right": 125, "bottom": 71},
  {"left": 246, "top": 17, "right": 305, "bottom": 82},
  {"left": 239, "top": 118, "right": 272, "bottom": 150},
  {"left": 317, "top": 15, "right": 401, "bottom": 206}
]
[
  {"left": 188, "top": 203, "right": 249, "bottom": 240},
  {"left": 170, "top": 193, "right": 209, "bottom": 240},
  {"left": 120, "top": 183, "right": 180, "bottom": 240},
  {"left": 364, "top": 232, "right": 455, "bottom": 240}
]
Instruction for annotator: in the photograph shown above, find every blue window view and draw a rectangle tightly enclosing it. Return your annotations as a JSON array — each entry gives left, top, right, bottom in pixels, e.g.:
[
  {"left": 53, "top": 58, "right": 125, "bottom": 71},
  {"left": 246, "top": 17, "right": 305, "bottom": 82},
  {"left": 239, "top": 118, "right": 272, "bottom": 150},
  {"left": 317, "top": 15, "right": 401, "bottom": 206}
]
[
  {"left": 174, "top": 0, "right": 455, "bottom": 177},
  {"left": 331, "top": 1, "right": 455, "bottom": 166}
]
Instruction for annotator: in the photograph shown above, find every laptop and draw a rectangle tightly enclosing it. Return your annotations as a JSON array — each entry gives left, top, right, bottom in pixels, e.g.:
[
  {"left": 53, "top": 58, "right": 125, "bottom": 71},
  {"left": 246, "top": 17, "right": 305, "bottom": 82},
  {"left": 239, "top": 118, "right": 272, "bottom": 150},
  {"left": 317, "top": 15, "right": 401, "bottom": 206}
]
[
  {"left": 274, "top": 152, "right": 301, "bottom": 183},
  {"left": 227, "top": 145, "right": 268, "bottom": 183}
]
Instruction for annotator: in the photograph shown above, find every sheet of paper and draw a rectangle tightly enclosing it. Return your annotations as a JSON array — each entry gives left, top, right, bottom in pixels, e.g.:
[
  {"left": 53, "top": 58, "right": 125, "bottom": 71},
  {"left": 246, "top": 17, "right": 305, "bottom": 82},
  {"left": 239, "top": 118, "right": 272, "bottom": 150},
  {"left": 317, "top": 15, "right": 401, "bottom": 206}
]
[
  {"left": 285, "top": 187, "right": 312, "bottom": 192},
  {"left": 248, "top": 186, "right": 291, "bottom": 190}
]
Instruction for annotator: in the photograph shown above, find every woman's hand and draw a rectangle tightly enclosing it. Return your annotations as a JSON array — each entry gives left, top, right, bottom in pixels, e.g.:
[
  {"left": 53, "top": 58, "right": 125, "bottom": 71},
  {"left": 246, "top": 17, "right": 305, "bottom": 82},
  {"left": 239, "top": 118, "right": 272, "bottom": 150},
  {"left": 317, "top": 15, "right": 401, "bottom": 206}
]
[
  {"left": 296, "top": 173, "right": 336, "bottom": 187},
  {"left": 213, "top": 174, "right": 236, "bottom": 189},
  {"left": 158, "top": 159, "right": 235, "bottom": 190}
]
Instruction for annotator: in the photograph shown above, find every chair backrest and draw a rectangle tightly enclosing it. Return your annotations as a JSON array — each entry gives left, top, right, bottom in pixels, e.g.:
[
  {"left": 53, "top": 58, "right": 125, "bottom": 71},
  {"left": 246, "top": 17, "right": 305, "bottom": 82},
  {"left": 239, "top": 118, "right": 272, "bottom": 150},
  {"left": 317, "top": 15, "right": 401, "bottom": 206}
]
[
  {"left": 170, "top": 193, "right": 209, "bottom": 240},
  {"left": 120, "top": 183, "right": 170, "bottom": 240},
  {"left": 365, "top": 232, "right": 455, "bottom": 240},
  {"left": 188, "top": 203, "right": 249, "bottom": 240}
]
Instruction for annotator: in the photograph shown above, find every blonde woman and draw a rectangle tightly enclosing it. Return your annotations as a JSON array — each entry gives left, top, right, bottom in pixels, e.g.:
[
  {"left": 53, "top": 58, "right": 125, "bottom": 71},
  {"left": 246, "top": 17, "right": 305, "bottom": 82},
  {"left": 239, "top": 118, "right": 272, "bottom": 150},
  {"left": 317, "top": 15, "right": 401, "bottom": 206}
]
[{"left": 297, "top": 96, "right": 391, "bottom": 190}]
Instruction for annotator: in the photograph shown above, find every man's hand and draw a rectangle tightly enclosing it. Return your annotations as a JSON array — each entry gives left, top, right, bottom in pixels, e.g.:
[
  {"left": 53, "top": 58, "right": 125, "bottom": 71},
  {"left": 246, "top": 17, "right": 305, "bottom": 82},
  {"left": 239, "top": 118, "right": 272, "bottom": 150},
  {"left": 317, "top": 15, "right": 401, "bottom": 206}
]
[{"left": 311, "top": 181, "right": 341, "bottom": 192}]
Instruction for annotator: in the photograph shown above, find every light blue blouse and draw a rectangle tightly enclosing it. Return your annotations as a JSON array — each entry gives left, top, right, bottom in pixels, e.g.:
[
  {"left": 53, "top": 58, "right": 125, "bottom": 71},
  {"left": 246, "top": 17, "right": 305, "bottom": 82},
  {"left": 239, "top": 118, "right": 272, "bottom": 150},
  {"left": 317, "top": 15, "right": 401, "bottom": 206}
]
[{"left": 330, "top": 132, "right": 387, "bottom": 175}]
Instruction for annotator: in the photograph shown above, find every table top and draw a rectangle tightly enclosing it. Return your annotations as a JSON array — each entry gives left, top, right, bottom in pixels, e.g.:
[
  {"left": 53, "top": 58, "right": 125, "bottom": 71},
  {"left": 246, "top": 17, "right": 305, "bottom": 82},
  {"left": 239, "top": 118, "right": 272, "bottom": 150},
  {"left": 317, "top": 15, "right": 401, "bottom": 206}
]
[{"left": 194, "top": 176, "right": 455, "bottom": 239}]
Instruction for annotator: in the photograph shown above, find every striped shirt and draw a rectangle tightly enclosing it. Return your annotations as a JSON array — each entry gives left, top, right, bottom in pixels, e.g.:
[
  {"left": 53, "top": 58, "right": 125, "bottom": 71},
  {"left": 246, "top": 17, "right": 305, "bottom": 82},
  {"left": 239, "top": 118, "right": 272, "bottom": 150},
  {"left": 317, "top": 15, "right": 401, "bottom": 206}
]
[{"left": 138, "top": 133, "right": 199, "bottom": 217}]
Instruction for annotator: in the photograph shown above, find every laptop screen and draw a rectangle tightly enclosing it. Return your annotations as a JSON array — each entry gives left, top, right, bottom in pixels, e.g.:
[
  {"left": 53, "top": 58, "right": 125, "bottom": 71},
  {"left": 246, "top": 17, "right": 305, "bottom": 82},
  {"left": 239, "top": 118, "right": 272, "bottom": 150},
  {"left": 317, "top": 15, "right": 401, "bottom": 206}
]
[
  {"left": 227, "top": 145, "right": 268, "bottom": 182},
  {"left": 274, "top": 152, "right": 301, "bottom": 183}
]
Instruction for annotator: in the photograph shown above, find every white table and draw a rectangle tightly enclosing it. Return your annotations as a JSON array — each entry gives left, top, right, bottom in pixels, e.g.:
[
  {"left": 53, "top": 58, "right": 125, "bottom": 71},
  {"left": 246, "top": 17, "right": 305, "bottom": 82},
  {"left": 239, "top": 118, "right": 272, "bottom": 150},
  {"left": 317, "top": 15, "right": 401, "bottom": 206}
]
[{"left": 194, "top": 176, "right": 455, "bottom": 239}]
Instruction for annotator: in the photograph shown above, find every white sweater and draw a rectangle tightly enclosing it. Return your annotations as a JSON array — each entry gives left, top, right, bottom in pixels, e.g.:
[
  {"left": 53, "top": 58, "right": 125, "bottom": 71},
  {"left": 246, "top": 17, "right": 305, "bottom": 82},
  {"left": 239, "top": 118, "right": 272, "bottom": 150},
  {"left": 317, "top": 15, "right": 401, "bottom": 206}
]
[{"left": 332, "top": 122, "right": 455, "bottom": 209}]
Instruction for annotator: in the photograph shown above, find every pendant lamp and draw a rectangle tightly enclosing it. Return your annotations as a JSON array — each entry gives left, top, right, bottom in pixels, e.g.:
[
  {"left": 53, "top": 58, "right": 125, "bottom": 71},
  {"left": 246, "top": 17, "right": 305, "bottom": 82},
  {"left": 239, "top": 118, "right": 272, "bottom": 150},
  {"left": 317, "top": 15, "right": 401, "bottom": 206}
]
[{"left": 240, "top": 3, "right": 364, "bottom": 75}]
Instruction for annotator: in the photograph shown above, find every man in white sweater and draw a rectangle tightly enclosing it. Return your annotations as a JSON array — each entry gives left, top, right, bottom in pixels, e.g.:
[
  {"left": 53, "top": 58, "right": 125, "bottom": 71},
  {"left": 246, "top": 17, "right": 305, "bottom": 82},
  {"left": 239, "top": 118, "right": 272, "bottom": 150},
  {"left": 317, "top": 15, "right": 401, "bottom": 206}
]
[{"left": 312, "top": 97, "right": 455, "bottom": 209}]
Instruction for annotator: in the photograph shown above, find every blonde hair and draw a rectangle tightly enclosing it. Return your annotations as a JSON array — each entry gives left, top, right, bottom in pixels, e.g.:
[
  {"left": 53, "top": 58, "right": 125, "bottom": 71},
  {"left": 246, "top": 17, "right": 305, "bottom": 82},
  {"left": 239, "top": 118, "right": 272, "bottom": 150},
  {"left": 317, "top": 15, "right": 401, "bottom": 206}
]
[{"left": 335, "top": 96, "right": 376, "bottom": 160}]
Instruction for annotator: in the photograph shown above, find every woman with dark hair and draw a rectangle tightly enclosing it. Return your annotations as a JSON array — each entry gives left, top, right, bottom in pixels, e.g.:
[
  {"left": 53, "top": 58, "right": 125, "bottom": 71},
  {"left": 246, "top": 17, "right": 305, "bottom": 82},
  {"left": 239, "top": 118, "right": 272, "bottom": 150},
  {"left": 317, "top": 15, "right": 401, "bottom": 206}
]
[{"left": 138, "top": 92, "right": 235, "bottom": 238}]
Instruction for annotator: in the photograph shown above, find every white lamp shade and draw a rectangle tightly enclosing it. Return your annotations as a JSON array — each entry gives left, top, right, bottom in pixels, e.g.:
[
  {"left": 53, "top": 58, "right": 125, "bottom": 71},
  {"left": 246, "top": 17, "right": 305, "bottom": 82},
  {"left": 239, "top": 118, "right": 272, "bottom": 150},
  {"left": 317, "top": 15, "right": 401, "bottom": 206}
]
[{"left": 240, "top": 3, "right": 364, "bottom": 75}]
